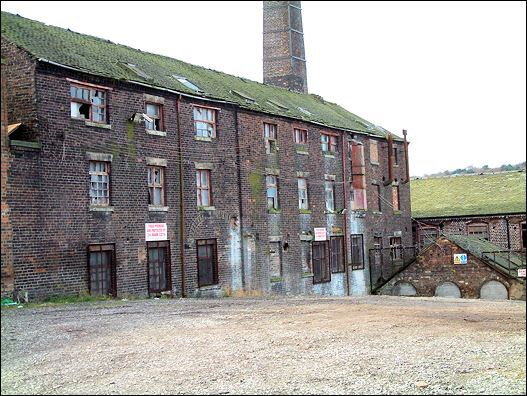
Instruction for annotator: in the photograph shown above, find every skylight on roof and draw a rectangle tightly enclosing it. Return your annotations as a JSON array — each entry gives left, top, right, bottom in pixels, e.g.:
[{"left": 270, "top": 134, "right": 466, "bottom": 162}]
[
  {"left": 298, "top": 107, "right": 313, "bottom": 116},
  {"left": 119, "top": 62, "right": 152, "bottom": 82},
  {"left": 230, "top": 90, "right": 255, "bottom": 104},
  {"left": 173, "top": 76, "right": 202, "bottom": 92},
  {"left": 357, "top": 120, "right": 374, "bottom": 130},
  {"left": 267, "top": 100, "right": 288, "bottom": 111}
]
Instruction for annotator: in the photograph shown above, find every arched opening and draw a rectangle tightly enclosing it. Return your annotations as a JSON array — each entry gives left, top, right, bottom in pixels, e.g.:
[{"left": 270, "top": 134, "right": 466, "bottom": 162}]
[
  {"left": 392, "top": 281, "right": 417, "bottom": 296},
  {"left": 480, "top": 280, "right": 508, "bottom": 300},
  {"left": 435, "top": 281, "right": 461, "bottom": 298}
]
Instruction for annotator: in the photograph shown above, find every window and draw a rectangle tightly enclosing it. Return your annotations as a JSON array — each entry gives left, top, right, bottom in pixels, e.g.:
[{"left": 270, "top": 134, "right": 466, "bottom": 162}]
[
  {"left": 148, "top": 166, "right": 165, "bottom": 206},
  {"left": 418, "top": 227, "right": 439, "bottom": 250},
  {"left": 350, "top": 142, "right": 367, "bottom": 210},
  {"left": 373, "top": 236, "right": 383, "bottom": 269},
  {"left": 330, "top": 236, "right": 345, "bottom": 273},
  {"left": 294, "top": 127, "right": 307, "bottom": 144},
  {"left": 350, "top": 234, "right": 364, "bottom": 270},
  {"left": 372, "top": 184, "right": 382, "bottom": 212},
  {"left": 521, "top": 222, "right": 526, "bottom": 251},
  {"left": 193, "top": 106, "right": 216, "bottom": 137},
  {"left": 173, "top": 76, "right": 202, "bottom": 92},
  {"left": 312, "top": 241, "right": 330, "bottom": 283},
  {"left": 370, "top": 140, "right": 379, "bottom": 163},
  {"left": 70, "top": 84, "right": 106, "bottom": 123},
  {"left": 321, "top": 133, "right": 337, "bottom": 152},
  {"left": 392, "top": 185, "right": 400, "bottom": 211},
  {"left": 393, "top": 147, "right": 399, "bottom": 165},
  {"left": 389, "top": 237, "right": 402, "bottom": 261},
  {"left": 147, "top": 240, "right": 171, "bottom": 293},
  {"left": 197, "top": 239, "right": 218, "bottom": 287},
  {"left": 325, "top": 180, "right": 335, "bottom": 212},
  {"left": 301, "top": 241, "right": 312, "bottom": 274},
  {"left": 88, "top": 244, "right": 115, "bottom": 296},
  {"left": 196, "top": 170, "right": 211, "bottom": 207},
  {"left": 264, "top": 123, "right": 277, "bottom": 153},
  {"left": 467, "top": 222, "right": 489, "bottom": 240},
  {"left": 145, "top": 103, "right": 163, "bottom": 131},
  {"left": 298, "top": 178, "right": 309, "bottom": 210},
  {"left": 89, "top": 161, "right": 110, "bottom": 206},
  {"left": 266, "top": 175, "right": 279, "bottom": 209}
]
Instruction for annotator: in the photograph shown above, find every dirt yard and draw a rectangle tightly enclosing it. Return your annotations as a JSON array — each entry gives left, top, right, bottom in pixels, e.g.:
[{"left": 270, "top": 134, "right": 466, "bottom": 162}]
[{"left": 1, "top": 295, "right": 525, "bottom": 395}]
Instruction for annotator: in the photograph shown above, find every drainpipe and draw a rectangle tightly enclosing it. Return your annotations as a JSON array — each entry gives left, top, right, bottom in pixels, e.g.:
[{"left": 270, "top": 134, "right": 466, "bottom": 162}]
[
  {"left": 176, "top": 94, "right": 186, "bottom": 297},
  {"left": 233, "top": 106, "right": 246, "bottom": 289},
  {"left": 505, "top": 216, "right": 511, "bottom": 250},
  {"left": 342, "top": 134, "right": 351, "bottom": 296},
  {"left": 402, "top": 130, "right": 410, "bottom": 184},
  {"left": 383, "top": 134, "right": 394, "bottom": 186}
]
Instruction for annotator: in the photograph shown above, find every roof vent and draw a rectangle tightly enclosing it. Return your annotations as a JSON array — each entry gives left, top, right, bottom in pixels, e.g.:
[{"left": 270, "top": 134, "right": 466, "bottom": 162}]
[
  {"left": 266, "top": 100, "right": 289, "bottom": 112},
  {"left": 172, "top": 75, "right": 202, "bottom": 92}
]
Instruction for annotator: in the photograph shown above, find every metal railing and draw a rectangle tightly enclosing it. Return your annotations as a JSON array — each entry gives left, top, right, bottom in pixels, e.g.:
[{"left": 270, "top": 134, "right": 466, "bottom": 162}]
[
  {"left": 368, "top": 246, "right": 417, "bottom": 292},
  {"left": 481, "top": 250, "right": 526, "bottom": 278}
]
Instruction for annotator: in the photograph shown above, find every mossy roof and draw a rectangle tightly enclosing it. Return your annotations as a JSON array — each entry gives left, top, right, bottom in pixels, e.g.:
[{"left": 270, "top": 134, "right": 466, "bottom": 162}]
[
  {"left": 411, "top": 171, "right": 526, "bottom": 218},
  {"left": 1, "top": 11, "right": 398, "bottom": 140},
  {"left": 444, "top": 234, "right": 524, "bottom": 274}
]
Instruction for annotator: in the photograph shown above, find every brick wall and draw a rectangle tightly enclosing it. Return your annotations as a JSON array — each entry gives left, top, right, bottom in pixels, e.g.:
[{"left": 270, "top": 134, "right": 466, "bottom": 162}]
[{"left": 379, "top": 236, "right": 525, "bottom": 299}]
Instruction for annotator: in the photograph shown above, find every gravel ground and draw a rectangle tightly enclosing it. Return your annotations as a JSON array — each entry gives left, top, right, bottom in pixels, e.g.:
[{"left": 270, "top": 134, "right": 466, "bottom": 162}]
[{"left": 1, "top": 295, "right": 525, "bottom": 395}]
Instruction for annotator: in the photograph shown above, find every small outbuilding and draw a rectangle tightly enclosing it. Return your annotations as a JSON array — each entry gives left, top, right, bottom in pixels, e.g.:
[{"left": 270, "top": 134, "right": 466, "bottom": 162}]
[{"left": 378, "top": 234, "right": 526, "bottom": 300}]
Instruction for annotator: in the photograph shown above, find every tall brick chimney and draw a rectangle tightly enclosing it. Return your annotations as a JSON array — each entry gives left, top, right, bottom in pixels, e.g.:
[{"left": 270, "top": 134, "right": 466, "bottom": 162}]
[{"left": 263, "top": 1, "right": 308, "bottom": 94}]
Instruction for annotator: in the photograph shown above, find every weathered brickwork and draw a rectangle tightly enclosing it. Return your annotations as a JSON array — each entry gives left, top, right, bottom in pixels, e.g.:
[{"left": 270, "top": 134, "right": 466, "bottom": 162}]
[
  {"left": 414, "top": 214, "right": 526, "bottom": 252},
  {"left": 379, "top": 236, "right": 525, "bottom": 300},
  {"left": 2, "top": 36, "right": 412, "bottom": 300}
]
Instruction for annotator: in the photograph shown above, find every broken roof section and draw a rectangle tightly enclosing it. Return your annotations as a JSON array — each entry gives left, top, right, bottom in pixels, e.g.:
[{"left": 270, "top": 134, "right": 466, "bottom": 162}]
[
  {"left": 1, "top": 11, "right": 398, "bottom": 139},
  {"left": 410, "top": 171, "right": 527, "bottom": 218}
]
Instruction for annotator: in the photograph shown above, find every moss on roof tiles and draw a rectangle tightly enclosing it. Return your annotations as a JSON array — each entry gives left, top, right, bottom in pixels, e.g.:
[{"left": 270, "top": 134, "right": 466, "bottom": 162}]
[
  {"left": 1, "top": 11, "right": 397, "bottom": 139},
  {"left": 411, "top": 171, "right": 526, "bottom": 218}
]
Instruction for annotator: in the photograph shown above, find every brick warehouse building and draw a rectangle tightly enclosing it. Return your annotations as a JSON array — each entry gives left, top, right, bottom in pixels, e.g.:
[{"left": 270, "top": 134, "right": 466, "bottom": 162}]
[{"left": 1, "top": 3, "right": 413, "bottom": 301}]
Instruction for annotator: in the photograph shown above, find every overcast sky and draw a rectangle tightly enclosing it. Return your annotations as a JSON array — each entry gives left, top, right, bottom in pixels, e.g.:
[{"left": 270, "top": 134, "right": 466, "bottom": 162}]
[{"left": 2, "top": 1, "right": 526, "bottom": 176}]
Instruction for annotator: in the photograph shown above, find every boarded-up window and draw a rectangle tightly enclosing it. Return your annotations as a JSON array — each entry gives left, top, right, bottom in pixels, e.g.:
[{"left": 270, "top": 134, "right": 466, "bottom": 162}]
[
  {"left": 373, "top": 236, "right": 382, "bottom": 269},
  {"left": 312, "top": 241, "right": 330, "bottom": 283},
  {"left": 301, "top": 241, "right": 312, "bottom": 274},
  {"left": 197, "top": 239, "right": 218, "bottom": 287},
  {"left": 88, "top": 244, "right": 115, "bottom": 296},
  {"left": 419, "top": 227, "right": 439, "bottom": 250},
  {"left": 147, "top": 240, "right": 171, "bottom": 293},
  {"left": 372, "top": 184, "right": 382, "bottom": 212},
  {"left": 268, "top": 242, "right": 282, "bottom": 279},
  {"left": 467, "top": 222, "right": 489, "bottom": 240},
  {"left": 370, "top": 140, "right": 379, "bottom": 163},
  {"left": 330, "top": 236, "right": 345, "bottom": 273},
  {"left": 392, "top": 185, "right": 400, "bottom": 211},
  {"left": 350, "top": 234, "right": 364, "bottom": 270},
  {"left": 350, "top": 142, "right": 367, "bottom": 210},
  {"left": 325, "top": 180, "right": 335, "bottom": 212}
]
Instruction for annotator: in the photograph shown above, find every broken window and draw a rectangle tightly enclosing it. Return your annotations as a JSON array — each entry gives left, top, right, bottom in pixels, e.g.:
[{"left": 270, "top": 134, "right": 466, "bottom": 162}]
[
  {"left": 268, "top": 242, "right": 282, "bottom": 279},
  {"left": 325, "top": 180, "right": 335, "bottom": 212},
  {"left": 294, "top": 127, "right": 307, "bottom": 144},
  {"left": 89, "top": 161, "right": 110, "bottom": 206},
  {"left": 392, "top": 185, "right": 400, "bottom": 211},
  {"left": 147, "top": 166, "right": 165, "bottom": 206},
  {"left": 389, "top": 237, "right": 402, "bottom": 261},
  {"left": 147, "top": 240, "right": 171, "bottom": 293},
  {"left": 70, "top": 84, "right": 106, "bottom": 123},
  {"left": 467, "top": 222, "right": 489, "bottom": 240},
  {"left": 193, "top": 106, "right": 216, "bottom": 137},
  {"left": 312, "top": 241, "right": 330, "bottom": 284},
  {"left": 330, "top": 236, "right": 345, "bottom": 273},
  {"left": 298, "top": 178, "right": 309, "bottom": 210},
  {"left": 174, "top": 76, "right": 202, "bottom": 92},
  {"left": 196, "top": 170, "right": 211, "bottom": 207},
  {"left": 370, "top": 139, "right": 379, "bottom": 163},
  {"left": 350, "top": 234, "right": 364, "bottom": 270},
  {"left": 88, "top": 244, "right": 115, "bottom": 296},
  {"left": 197, "top": 239, "right": 218, "bottom": 287},
  {"left": 266, "top": 175, "right": 279, "bottom": 210},
  {"left": 145, "top": 103, "right": 163, "bottom": 131},
  {"left": 264, "top": 123, "right": 277, "bottom": 153},
  {"left": 321, "top": 133, "right": 337, "bottom": 152}
]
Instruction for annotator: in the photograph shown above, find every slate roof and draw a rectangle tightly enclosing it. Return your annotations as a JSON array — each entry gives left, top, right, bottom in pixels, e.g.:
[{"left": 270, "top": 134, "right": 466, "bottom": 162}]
[
  {"left": 410, "top": 171, "right": 526, "bottom": 218},
  {"left": 444, "top": 234, "right": 525, "bottom": 277},
  {"left": 1, "top": 11, "right": 398, "bottom": 140}
]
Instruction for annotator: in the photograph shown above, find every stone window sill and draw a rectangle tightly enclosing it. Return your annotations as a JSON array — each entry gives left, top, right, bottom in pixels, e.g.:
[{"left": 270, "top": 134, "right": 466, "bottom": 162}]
[
  {"left": 270, "top": 276, "right": 283, "bottom": 283},
  {"left": 198, "top": 206, "right": 215, "bottom": 211},
  {"left": 148, "top": 205, "right": 169, "bottom": 212},
  {"left": 195, "top": 136, "right": 214, "bottom": 142},
  {"left": 393, "top": 210, "right": 402, "bottom": 215},
  {"left": 323, "top": 151, "right": 338, "bottom": 158},
  {"left": 199, "top": 284, "right": 220, "bottom": 290},
  {"left": 83, "top": 120, "right": 112, "bottom": 129},
  {"left": 372, "top": 211, "right": 382, "bottom": 215},
  {"left": 146, "top": 129, "right": 166, "bottom": 137},
  {"left": 370, "top": 161, "right": 379, "bottom": 166},
  {"left": 268, "top": 208, "right": 282, "bottom": 214},
  {"left": 302, "top": 272, "right": 314, "bottom": 278},
  {"left": 296, "top": 149, "right": 309, "bottom": 155},
  {"left": 90, "top": 205, "right": 114, "bottom": 212},
  {"left": 299, "top": 209, "right": 312, "bottom": 214}
]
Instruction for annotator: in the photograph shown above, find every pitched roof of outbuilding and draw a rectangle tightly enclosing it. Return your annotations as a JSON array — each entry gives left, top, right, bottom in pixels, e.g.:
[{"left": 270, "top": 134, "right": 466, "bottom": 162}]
[
  {"left": 410, "top": 171, "right": 526, "bottom": 218},
  {"left": 1, "top": 11, "right": 398, "bottom": 140}
]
